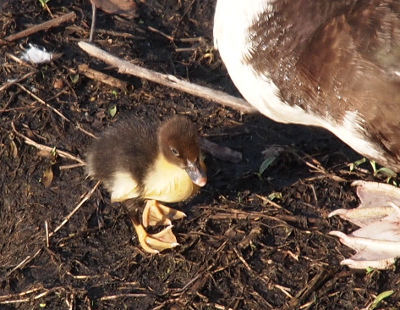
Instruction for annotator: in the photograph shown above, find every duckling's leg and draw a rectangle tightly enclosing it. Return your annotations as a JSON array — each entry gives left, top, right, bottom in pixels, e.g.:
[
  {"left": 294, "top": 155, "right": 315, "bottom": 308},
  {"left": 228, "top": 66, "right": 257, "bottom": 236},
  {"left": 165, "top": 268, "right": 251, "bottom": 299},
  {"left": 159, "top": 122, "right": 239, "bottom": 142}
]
[
  {"left": 142, "top": 200, "right": 186, "bottom": 228},
  {"left": 329, "top": 181, "right": 400, "bottom": 269},
  {"left": 128, "top": 210, "right": 180, "bottom": 254}
]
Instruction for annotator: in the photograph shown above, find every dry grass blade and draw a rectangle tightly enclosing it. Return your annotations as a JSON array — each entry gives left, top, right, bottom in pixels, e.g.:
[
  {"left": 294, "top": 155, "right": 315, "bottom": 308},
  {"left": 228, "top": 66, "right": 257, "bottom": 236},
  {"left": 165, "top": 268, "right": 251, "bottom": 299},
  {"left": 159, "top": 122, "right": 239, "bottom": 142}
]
[{"left": 49, "top": 181, "right": 101, "bottom": 237}]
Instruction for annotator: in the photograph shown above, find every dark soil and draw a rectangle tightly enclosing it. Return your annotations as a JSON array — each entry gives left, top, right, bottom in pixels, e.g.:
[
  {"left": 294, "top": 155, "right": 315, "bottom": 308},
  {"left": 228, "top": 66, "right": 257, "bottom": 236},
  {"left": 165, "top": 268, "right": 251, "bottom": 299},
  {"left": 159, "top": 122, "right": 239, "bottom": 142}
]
[{"left": 1, "top": 0, "right": 400, "bottom": 309}]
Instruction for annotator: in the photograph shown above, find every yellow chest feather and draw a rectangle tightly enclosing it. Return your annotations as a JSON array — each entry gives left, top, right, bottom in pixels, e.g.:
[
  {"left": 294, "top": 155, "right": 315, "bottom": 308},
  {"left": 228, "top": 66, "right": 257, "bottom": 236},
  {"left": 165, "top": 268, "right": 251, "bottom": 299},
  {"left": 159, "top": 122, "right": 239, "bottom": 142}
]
[
  {"left": 109, "top": 154, "right": 199, "bottom": 203},
  {"left": 143, "top": 154, "right": 199, "bottom": 203}
]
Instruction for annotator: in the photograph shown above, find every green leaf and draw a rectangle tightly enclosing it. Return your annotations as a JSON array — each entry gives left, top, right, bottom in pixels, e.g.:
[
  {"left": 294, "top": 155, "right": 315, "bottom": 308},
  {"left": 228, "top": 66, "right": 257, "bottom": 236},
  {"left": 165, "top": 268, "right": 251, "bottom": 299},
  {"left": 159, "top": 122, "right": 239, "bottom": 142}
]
[
  {"left": 370, "top": 290, "right": 394, "bottom": 310},
  {"left": 51, "top": 146, "right": 57, "bottom": 157},
  {"left": 376, "top": 167, "right": 397, "bottom": 178},
  {"left": 366, "top": 266, "right": 374, "bottom": 274},
  {"left": 354, "top": 158, "right": 367, "bottom": 166},
  {"left": 349, "top": 158, "right": 366, "bottom": 171},
  {"left": 38, "top": 0, "right": 50, "bottom": 7},
  {"left": 370, "top": 160, "right": 377, "bottom": 174},
  {"left": 259, "top": 156, "right": 276, "bottom": 175},
  {"left": 108, "top": 105, "right": 117, "bottom": 118},
  {"left": 69, "top": 74, "right": 79, "bottom": 84},
  {"left": 268, "top": 192, "right": 282, "bottom": 200}
]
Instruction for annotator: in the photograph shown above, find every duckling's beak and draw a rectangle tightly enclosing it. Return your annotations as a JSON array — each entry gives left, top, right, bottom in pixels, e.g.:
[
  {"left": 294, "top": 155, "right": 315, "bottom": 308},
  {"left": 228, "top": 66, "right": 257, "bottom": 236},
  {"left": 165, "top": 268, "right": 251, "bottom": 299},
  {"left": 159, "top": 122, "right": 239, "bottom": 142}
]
[{"left": 185, "top": 160, "right": 207, "bottom": 187}]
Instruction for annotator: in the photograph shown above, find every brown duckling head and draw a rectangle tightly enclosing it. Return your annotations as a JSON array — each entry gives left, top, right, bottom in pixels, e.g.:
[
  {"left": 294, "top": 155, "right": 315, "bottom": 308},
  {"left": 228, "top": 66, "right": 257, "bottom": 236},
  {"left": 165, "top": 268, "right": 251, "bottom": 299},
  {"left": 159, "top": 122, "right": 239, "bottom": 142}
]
[{"left": 158, "top": 116, "right": 207, "bottom": 187}]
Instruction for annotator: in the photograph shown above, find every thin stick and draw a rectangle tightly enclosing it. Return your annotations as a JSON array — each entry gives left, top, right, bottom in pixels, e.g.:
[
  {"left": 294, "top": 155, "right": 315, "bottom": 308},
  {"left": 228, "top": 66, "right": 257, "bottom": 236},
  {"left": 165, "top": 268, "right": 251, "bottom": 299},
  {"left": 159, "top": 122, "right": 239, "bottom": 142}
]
[
  {"left": 75, "top": 123, "right": 98, "bottom": 139},
  {"left": 11, "top": 122, "right": 86, "bottom": 166},
  {"left": 60, "top": 163, "right": 88, "bottom": 170},
  {"left": 100, "top": 294, "right": 148, "bottom": 301},
  {"left": 6, "top": 256, "right": 33, "bottom": 277},
  {"left": 45, "top": 220, "right": 50, "bottom": 248},
  {"left": 254, "top": 194, "right": 286, "bottom": 210},
  {"left": 0, "top": 287, "right": 44, "bottom": 302},
  {"left": 5, "top": 53, "right": 36, "bottom": 67},
  {"left": 78, "top": 64, "right": 128, "bottom": 90},
  {"left": 233, "top": 247, "right": 252, "bottom": 271},
  {"left": 3, "top": 12, "right": 76, "bottom": 43},
  {"left": 16, "top": 83, "right": 70, "bottom": 122},
  {"left": 78, "top": 41, "right": 257, "bottom": 114},
  {"left": 34, "top": 289, "right": 52, "bottom": 300},
  {"left": 5, "top": 249, "right": 42, "bottom": 279},
  {"left": 147, "top": 26, "right": 174, "bottom": 41},
  {"left": 0, "top": 71, "right": 37, "bottom": 93},
  {"left": 89, "top": 3, "right": 97, "bottom": 42},
  {"left": 0, "top": 299, "right": 30, "bottom": 304},
  {"left": 49, "top": 181, "right": 101, "bottom": 237}
]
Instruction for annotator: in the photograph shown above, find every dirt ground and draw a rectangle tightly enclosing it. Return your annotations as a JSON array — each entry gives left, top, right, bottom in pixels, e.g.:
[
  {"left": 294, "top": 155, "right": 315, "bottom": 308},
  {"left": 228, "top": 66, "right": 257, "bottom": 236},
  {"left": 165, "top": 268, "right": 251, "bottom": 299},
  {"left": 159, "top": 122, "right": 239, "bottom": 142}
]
[{"left": 1, "top": 0, "right": 400, "bottom": 309}]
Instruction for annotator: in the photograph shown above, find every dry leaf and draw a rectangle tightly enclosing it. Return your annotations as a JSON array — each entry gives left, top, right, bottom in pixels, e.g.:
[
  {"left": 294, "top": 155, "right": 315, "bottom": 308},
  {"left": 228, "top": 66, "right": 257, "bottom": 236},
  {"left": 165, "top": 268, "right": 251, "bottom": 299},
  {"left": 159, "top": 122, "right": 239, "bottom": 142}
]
[
  {"left": 42, "top": 166, "right": 54, "bottom": 188},
  {"left": 9, "top": 139, "right": 18, "bottom": 158},
  {"left": 53, "top": 78, "right": 64, "bottom": 89}
]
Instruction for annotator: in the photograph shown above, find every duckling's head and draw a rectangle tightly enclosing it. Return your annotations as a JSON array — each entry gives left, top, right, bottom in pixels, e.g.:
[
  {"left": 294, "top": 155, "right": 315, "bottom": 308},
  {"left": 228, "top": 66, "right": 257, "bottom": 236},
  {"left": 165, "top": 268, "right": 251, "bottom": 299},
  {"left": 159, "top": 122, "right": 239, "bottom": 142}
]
[{"left": 158, "top": 116, "right": 207, "bottom": 187}]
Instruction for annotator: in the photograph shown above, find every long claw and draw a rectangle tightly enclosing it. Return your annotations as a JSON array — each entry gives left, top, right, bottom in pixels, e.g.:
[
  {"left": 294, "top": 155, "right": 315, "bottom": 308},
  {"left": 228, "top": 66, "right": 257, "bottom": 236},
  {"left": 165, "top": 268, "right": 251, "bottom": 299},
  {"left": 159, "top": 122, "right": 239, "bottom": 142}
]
[
  {"left": 329, "top": 181, "right": 400, "bottom": 269},
  {"left": 329, "top": 231, "right": 397, "bottom": 269},
  {"left": 142, "top": 200, "right": 186, "bottom": 227}
]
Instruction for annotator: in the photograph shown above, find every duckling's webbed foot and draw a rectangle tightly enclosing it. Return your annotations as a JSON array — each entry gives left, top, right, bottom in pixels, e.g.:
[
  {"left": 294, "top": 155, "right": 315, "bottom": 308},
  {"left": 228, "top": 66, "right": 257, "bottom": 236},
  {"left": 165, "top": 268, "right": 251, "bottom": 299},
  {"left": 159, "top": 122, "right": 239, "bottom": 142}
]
[
  {"left": 329, "top": 181, "right": 400, "bottom": 269},
  {"left": 142, "top": 199, "right": 186, "bottom": 228},
  {"left": 128, "top": 209, "right": 179, "bottom": 254}
]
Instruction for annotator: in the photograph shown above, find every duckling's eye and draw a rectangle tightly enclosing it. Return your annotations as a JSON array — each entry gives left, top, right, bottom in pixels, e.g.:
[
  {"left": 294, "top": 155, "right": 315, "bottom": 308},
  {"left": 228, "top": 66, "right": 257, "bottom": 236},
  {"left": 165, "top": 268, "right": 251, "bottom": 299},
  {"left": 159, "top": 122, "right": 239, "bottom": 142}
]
[{"left": 170, "top": 147, "right": 180, "bottom": 157}]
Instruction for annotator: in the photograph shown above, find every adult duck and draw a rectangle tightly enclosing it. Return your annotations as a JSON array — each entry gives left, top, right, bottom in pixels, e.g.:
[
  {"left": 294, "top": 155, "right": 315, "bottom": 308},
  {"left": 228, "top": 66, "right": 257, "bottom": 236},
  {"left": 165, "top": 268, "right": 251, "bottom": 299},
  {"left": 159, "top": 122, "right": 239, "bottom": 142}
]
[{"left": 214, "top": 0, "right": 400, "bottom": 269}]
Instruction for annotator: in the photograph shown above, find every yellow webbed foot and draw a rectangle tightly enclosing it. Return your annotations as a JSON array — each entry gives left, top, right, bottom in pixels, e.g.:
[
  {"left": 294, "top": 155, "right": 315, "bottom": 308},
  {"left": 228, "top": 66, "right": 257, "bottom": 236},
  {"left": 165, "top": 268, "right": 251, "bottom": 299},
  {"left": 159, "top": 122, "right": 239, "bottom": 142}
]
[
  {"left": 135, "top": 225, "right": 180, "bottom": 254},
  {"left": 132, "top": 215, "right": 179, "bottom": 254},
  {"left": 126, "top": 204, "right": 182, "bottom": 254},
  {"left": 142, "top": 199, "right": 186, "bottom": 228}
]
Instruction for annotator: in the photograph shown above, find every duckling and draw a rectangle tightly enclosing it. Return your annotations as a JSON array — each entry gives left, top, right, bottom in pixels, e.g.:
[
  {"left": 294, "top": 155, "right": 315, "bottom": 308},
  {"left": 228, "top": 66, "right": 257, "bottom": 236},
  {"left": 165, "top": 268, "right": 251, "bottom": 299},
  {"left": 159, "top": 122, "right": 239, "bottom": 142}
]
[{"left": 86, "top": 115, "right": 207, "bottom": 253}]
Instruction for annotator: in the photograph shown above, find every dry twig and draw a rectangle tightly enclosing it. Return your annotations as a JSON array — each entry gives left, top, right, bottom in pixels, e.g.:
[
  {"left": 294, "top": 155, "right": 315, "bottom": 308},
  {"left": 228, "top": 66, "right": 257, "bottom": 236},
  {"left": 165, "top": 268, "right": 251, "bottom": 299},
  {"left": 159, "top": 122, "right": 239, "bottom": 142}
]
[
  {"left": 100, "top": 293, "right": 148, "bottom": 301},
  {"left": 16, "top": 83, "right": 71, "bottom": 122},
  {"left": 78, "top": 64, "right": 128, "bottom": 90},
  {"left": 0, "top": 71, "right": 37, "bottom": 93},
  {"left": 11, "top": 122, "right": 86, "bottom": 166},
  {"left": 3, "top": 12, "right": 77, "bottom": 44},
  {"left": 78, "top": 41, "right": 257, "bottom": 114},
  {"left": 5, "top": 249, "right": 42, "bottom": 279}
]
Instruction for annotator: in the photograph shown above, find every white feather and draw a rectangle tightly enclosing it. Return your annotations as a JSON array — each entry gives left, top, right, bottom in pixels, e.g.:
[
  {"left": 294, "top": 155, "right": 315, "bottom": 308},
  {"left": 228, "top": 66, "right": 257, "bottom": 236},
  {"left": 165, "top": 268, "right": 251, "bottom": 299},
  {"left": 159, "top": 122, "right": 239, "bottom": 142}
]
[{"left": 21, "top": 44, "right": 54, "bottom": 64}]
